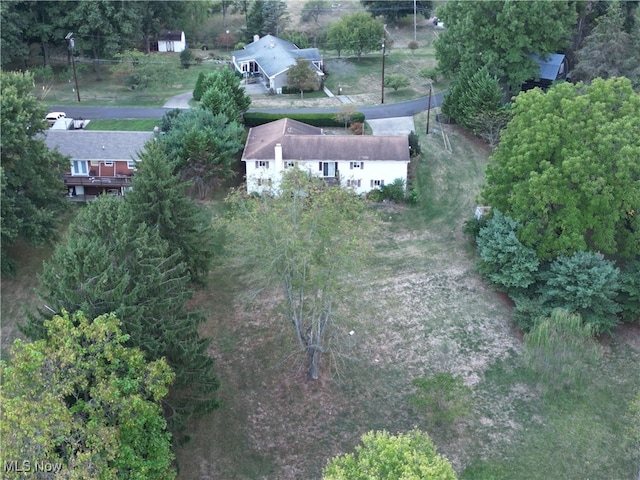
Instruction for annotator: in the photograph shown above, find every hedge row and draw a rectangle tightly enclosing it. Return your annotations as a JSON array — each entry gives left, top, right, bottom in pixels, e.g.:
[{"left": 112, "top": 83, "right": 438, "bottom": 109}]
[{"left": 243, "top": 111, "right": 366, "bottom": 128}]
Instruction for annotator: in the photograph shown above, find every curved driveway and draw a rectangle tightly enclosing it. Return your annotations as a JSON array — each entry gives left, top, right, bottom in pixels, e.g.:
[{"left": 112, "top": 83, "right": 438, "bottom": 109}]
[{"left": 49, "top": 92, "right": 445, "bottom": 121}]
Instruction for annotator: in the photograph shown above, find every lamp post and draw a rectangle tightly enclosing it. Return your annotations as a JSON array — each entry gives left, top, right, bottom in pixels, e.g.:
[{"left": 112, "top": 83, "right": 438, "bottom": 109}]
[
  {"left": 226, "top": 30, "right": 230, "bottom": 50},
  {"left": 65, "top": 32, "right": 81, "bottom": 102}
]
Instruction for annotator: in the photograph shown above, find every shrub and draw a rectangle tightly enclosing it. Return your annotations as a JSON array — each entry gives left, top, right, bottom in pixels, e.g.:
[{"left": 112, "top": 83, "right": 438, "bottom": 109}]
[
  {"left": 379, "top": 178, "right": 406, "bottom": 203},
  {"left": 619, "top": 261, "right": 640, "bottom": 322},
  {"left": 243, "top": 112, "right": 365, "bottom": 127},
  {"left": 539, "top": 251, "right": 621, "bottom": 334},
  {"left": 349, "top": 122, "right": 364, "bottom": 135},
  {"left": 409, "top": 373, "right": 473, "bottom": 426},
  {"left": 476, "top": 210, "right": 540, "bottom": 292},
  {"left": 180, "top": 49, "right": 194, "bottom": 69},
  {"left": 408, "top": 130, "right": 421, "bottom": 157},
  {"left": 193, "top": 72, "right": 206, "bottom": 101},
  {"left": 408, "top": 40, "right": 419, "bottom": 53}
]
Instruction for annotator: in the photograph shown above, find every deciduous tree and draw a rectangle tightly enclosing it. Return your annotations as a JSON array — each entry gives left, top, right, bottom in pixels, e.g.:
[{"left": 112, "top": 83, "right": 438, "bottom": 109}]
[
  {"left": 360, "top": 0, "right": 432, "bottom": 26},
  {"left": 286, "top": 58, "right": 320, "bottom": 97},
  {"left": 226, "top": 169, "right": 377, "bottom": 380},
  {"left": 482, "top": 78, "right": 640, "bottom": 259},
  {"left": 1, "top": 70, "right": 67, "bottom": 274},
  {"left": 327, "top": 12, "right": 384, "bottom": 59},
  {"left": 25, "top": 196, "right": 220, "bottom": 428},
  {"left": 384, "top": 73, "right": 410, "bottom": 91},
  {"left": 1, "top": 311, "right": 176, "bottom": 479},
  {"left": 434, "top": 0, "right": 576, "bottom": 90},
  {"left": 113, "top": 49, "right": 174, "bottom": 90},
  {"left": 323, "top": 430, "right": 457, "bottom": 479},
  {"left": 301, "top": 0, "right": 328, "bottom": 24}
]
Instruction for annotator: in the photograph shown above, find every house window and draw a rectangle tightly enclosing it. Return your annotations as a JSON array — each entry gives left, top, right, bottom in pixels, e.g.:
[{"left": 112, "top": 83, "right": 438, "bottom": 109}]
[
  {"left": 257, "top": 178, "right": 272, "bottom": 187},
  {"left": 284, "top": 161, "right": 296, "bottom": 169},
  {"left": 347, "top": 179, "right": 361, "bottom": 188},
  {"left": 350, "top": 161, "right": 364, "bottom": 169},
  {"left": 371, "top": 179, "right": 385, "bottom": 187},
  {"left": 319, "top": 162, "right": 338, "bottom": 177},
  {"left": 127, "top": 160, "right": 137, "bottom": 170},
  {"left": 256, "top": 161, "right": 270, "bottom": 168},
  {"left": 103, "top": 161, "right": 114, "bottom": 167},
  {"left": 71, "top": 160, "right": 88, "bottom": 175}
]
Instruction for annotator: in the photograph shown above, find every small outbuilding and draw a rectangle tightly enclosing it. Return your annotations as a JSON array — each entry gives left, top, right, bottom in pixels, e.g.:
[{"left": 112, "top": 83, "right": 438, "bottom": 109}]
[
  {"left": 522, "top": 53, "right": 568, "bottom": 91},
  {"left": 156, "top": 30, "right": 187, "bottom": 53}
]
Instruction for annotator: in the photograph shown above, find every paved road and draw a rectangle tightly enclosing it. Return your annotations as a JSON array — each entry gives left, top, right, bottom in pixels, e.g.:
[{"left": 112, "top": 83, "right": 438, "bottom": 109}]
[{"left": 49, "top": 92, "right": 445, "bottom": 121}]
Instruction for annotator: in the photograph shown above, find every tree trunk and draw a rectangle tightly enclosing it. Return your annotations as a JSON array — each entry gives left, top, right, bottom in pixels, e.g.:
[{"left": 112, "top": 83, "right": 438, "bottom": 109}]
[{"left": 307, "top": 346, "right": 320, "bottom": 380}]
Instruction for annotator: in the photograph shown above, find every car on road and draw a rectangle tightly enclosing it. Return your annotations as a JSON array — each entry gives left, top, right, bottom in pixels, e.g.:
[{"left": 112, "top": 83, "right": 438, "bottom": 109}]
[{"left": 45, "top": 111, "right": 66, "bottom": 126}]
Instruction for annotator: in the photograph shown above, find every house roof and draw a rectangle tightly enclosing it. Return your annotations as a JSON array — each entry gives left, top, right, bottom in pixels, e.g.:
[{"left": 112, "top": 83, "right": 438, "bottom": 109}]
[
  {"left": 159, "top": 30, "right": 184, "bottom": 42},
  {"left": 44, "top": 131, "right": 154, "bottom": 161},
  {"left": 242, "top": 118, "right": 410, "bottom": 162},
  {"left": 528, "top": 53, "right": 566, "bottom": 80},
  {"left": 232, "top": 35, "right": 322, "bottom": 78}
]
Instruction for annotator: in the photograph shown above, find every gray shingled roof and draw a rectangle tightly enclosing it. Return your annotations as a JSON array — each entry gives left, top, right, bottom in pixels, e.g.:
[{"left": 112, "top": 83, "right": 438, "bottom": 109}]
[
  {"left": 232, "top": 35, "right": 322, "bottom": 77},
  {"left": 242, "top": 118, "right": 409, "bottom": 162},
  {"left": 44, "top": 131, "right": 154, "bottom": 161},
  {"left": 528, "top": 53, "right": 566, "bottom": 80},
  {"left": 159, "top": 30, "right": 184, "bottom": 42}
]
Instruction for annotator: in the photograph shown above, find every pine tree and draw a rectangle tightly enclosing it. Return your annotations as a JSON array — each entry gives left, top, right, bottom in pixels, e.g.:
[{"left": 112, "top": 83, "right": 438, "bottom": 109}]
[
  {"left": 127, "top": 140, "right": 215, "bottom": 284},
  {"left": 24, "top": 196, "right": 220, "bottom": 429}
]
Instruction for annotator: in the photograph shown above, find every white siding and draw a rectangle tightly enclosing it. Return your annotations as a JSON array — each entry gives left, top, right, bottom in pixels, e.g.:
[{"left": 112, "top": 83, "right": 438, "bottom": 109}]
[{"left": 245, "top": 159, "right": 408, "bottom": 195}]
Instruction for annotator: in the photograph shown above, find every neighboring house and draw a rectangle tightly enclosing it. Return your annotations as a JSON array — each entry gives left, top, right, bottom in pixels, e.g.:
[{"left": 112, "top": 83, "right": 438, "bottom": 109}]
[
  {"left": 242, "top": 118, "right": 410, "bottom": 195},
  {"left": 44, "top": 130, "right": 154, "bottom": 200},
  {"left": 232, "top": 35, "right": 323, "bottom": 93},
  {"left": 155, "top": 30, "right": 187, "bottom": 53},
  {"left": 522, "top": 53, "right": 568, "bottom": 91}
]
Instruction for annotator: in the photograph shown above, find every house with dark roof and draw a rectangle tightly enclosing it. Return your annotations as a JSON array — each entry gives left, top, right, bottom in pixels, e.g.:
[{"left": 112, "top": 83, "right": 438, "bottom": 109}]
[
  {"left": 522, "top": 53, "right": 568, "bottom": 91},
  {"left": 155, "top": 30, "right": 187, "bottom": 53},
  {"left": 232, "top": 35, "right": 323, "bottom": 93},
  {"left": 242, "top": 118, "right": 410, "bottom": 194},
  {"left": 44, "top": 130, "right": 154, "bottom": 200}
]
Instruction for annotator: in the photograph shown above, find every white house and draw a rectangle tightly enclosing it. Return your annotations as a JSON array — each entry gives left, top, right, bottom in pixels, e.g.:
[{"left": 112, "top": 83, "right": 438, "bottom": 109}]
[
  {"left": 157, "top": 30, "right": 186, "bottom": 53},
  {"left": 241, "top": 118, "right": 410, "bottom": 195},
  {"left": 232, "top": 35, "right": 323, "bottom": 93}
]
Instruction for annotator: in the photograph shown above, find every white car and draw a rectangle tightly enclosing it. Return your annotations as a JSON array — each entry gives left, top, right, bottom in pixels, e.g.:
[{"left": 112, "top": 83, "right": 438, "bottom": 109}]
[{"left": 45, "top": 111, "right": 66, "bottom": 126}]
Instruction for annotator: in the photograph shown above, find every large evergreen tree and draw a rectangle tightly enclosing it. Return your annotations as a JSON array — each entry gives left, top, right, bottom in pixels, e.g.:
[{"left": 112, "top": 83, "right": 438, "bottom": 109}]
[
  {"left": 160, "top": 109, "right": 245, "bottom": 198},
  {"left": 2, "top": 311, "right": 176, "bottom": 479},
  {"left": 573, "top": 0, "right": 640, "bottom": 87},
  {"left": 24, "top": 196, "right": 220, "bottom": 428},
  {"left": 126, "top": 140, "right": 215, "bottom": 284},
  {"left": 1, "top": 70, "right": 67, "bottom": 274},
  {"left": 434, "top": 0, "right": 576, "bottom": 91}
]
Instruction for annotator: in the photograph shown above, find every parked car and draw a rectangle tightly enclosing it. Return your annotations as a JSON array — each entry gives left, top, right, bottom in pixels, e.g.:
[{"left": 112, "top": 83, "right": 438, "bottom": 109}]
[{"left": 45, "top": 111, "right": 66, "bottom": 126}]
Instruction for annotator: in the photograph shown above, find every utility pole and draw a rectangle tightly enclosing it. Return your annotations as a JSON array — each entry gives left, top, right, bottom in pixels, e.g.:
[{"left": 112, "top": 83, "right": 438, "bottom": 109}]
[
  {"left": 65, "top": 32, "right": 80, "bottom": 102},
  {"left": 414, "top": 0, "right": 417, "bottom": 41},
  {"left": 381, "top": 30, "right": 386, "bottom": 104},
  {"left": 426, "top": 83, "right": 432, "bottom": 134}
]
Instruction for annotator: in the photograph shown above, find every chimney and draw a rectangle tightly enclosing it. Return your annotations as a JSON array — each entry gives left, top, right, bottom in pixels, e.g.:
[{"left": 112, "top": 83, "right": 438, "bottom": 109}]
[
  {"left": 275, "top": 143, "right": 283, "bottom": 171},
  {"left": 253, "top": 34, "right": 259, "bottom": 43}
]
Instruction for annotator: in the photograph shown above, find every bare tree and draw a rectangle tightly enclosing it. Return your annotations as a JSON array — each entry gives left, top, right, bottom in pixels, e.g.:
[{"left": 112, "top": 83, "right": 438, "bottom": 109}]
[{"left": 226, "top": 169, "right": 377, "bottom": 379}]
